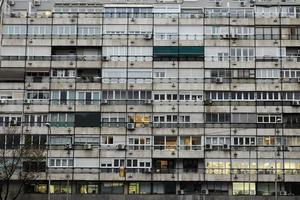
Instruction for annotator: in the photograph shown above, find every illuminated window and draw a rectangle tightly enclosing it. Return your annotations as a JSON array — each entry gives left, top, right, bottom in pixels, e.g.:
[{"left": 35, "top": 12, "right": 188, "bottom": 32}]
[
  {"left": 232, "top": 182, "right": 256, "bottom": 195},
  {"left": 77, "top": 182, "right": 98, "bottom": 194}
]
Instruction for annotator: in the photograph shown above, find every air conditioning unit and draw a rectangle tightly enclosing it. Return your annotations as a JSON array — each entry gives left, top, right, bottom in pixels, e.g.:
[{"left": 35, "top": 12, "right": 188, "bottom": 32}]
[
  {"left": 64, "top": 144, "right": 73, "bottom": 150},
  {"left": 282, "top": 145, "right": 290, "bottom": 151},
  {"left": 8, "top": 0, "right": 15, "bottom": 6},
  {"left": 24, "top": 99, "right": 31, "bottom": 105},
  {"left": 231, "top": 34, "right": 238, "bottom": 39},
  {"left": 93, "top": 77, "right": 101, "bottom": 82},
  {"left": 101, "top": 56, "right": 110, "bottom": 62},
  {"left": 144, "top": 99, "right": 152, "bottom": 104},
  {"left": 221, "top": 34, "right": 230, "bottom": 39},
  {"left": 280, "top": 191, "right": 287, "bottom": 196},
  {"left": 223, "top": 144, "right": 231, "bottom": 150},
  {"left": 0, "top": 99, "right": 7, "bottom": 104},
  {"left": 277, "top": 145, "right": 282, "bottom": 152},
  {"left": 216, "top": 1, "right": 221, "bottom": 6},
  {"left": 101, "top": 99, "right": 108, "bottom": 104},
  {"left": 291, "top": 101, "right": 300, "bottom": 106},
  {"left": 33, "top": 0, "right": 41, "bottom": 6},
  {"left": 204, "top": 99, "right": 213, "bottom": 105},
  {"left": 127, "top": 123, "right": 135, "bottom": 130},
  {"left": 10, "top": 120, "right": 17, "bottom": 126},
  {"left": 205, "top": 144, "right": 212, "bottom": 150},
  {"left": 201, "top": 189, "right": 209, "bottom": 195},
  {"left": 83, "top": 144, "right": 92, "bottom": 150},
  {"left": 215, "top": 77, "right": 223, "bottom": 84},
  {"left": 240, "top": 1, "right": 245, "bottom": 6},
  {"left": 297, "top": 77, "right": 300, "bottom": 83},
  {"left": 144, "top": 33, "right": 152, "bottom": 40},
  {"left": 116, "top": 144, "right": 126, "bottom": 150},
  {"left": 10, "top": 12, "right": 20, "bottom": 18}
]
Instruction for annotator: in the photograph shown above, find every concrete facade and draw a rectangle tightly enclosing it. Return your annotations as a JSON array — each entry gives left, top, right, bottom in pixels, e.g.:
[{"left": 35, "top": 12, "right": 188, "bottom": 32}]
[{"left": 1, "top": 0, "right": 300, "bottom": 198}]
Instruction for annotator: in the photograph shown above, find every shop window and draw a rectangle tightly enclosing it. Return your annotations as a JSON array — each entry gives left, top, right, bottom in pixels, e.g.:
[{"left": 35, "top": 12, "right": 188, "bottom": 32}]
[
  {"left": 24, "top": 183, "right": 47, "bottom": 193},
  {"left": 77, "top": 182, "right": 98, "bottom": 194},
  {"left": 153, "top": 182, "right": 176, "bottom": 194},
  {"left": 50, "top": 182, "right": 72, "bottom": 194},
  {"left": 101, "top": 182, "right": 124, "bottom": 194}
]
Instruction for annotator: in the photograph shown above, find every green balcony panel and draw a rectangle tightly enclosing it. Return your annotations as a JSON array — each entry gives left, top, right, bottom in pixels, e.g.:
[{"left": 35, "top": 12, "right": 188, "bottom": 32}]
[{"left": 153, "top": 46, "right": 204, "bottom": 57}]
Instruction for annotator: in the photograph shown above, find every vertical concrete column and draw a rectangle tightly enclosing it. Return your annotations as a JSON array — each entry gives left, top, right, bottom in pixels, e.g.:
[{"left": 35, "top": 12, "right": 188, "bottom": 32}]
[{"left": 176, "top": 182, "right": 181, "bottom": 194}]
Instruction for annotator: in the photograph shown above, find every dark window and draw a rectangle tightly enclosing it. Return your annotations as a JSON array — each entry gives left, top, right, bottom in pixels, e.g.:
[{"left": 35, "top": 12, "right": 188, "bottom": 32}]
[{"left": 75, "top": 113, "right": 101, "bottom": 127}]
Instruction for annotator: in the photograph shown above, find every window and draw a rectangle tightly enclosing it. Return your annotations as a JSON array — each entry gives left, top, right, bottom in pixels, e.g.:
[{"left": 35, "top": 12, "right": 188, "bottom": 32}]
[
  {"left": 77, "top": 182, "right": 99, "bottom": 194},
  {"left": 74, "top": 135, "right": 99, "bottom": 145},
  {"left": 23, "top": 161, "right": 46, "bottom": 172},
  {"left": 75, "top": 113, "right": 101, "bottom": 127},
  {"left": 256, "top": 27, "right": 280, "bottom": 40},
  {"left": 179, "top": 136, "right": 201, "bottom": 150},
  {"left": 24, "top": 183, "right": 47, "bottom": 194},
  {"left": 50, "top": 113, "right": 74, "bottom": 127},
  {"left": 100, "top": 159, "right": 113, "bottom": 171},
  {"left": 256, "top": 69, "right": 280, "bottom": 79},
  {"left": 49, "top": 158, "right": 73, "bottom": 168},
  {"left": 209, "top": 69, "right": 231, "bottom": 78},
  {"left": 24, "top": 135, "right": 47, "bottom": 149},
  {"left": 154, "top": 159, "right": 175, "bottom": 173},
  {"left": 126, "top": 159, "right": 151, "bottom": 172},
  {"left": 206, "top": 136, "right": 230, "bottom": 146},
  {"left": 179, "top": 115, "right": 190, "bottom": 123},
  {"left": 128, "top": 136, "right": 151, "bottom": 150},
  {"left": 51, "top": 90, "right": 75, "bottom": 105},
  {"left": 102, "top": 136, "right": 114, "bottom": 145},
  {"left": 24, "top": 114, "right": 48, "bottom": 127},
  {"left": 153, "top": 92, "right": 178, "bottom": 101},
  {"left": 205, "top": 113, "right": 231, "bottom": 123},
  {"left": 154, "top": 71, "right": 166, "bottom": 78},
  {"left": 233, "top": 137, "right": 255, "bottom": 146},
  {"left": 206, "top": 160, "right": 230, "bottom": 174},
  {"left": 3, "top": 25, "right": 27, "bottom": 35},
  {"left": 50, "top": 182, "right": 72, "bottom": 194},
  {"left": 230, "top": 48, "right": 254, "bottom": 61},
  {"left": 51, "top": 69, "right": 76, "bottom": 78},
  {"left": 257, "top": 114, "right": 282, "bottom": 123},
  {"left": 28, "top": 25, "right": 51, "bottom": 36},
  {"left": 78, "top": 26, "right": 102, "bottom": 37},
  {"left": 232, "top": 182, "right": 256, "bottom": 195},
  {"left": 154, "top": 136, "right": 177, "bottom": 150},
  {"left": 232, "top": 69, "right": 255, "bottom": 78},
  {"left": 0, "top": 115, "right": 22, "bottom": 127},
  {"left": 26, "top": 90, "right": 49, "bottom": 100},
  {"left": 128, "top": 182, "right": 151, "bottom": 194},
  {"left": 101, "top": 113, "right": 126, "bottom": 126},
  {"left": 0, "top": 134, "right": 20, "bottom": 149},
  {"left": 49, "top": 136, "right": 72, "bottom": 145},
  {"left": 153, "top": 115, "right": 177, "bottom": 123},
  {"left": 77, "top": 91, "right": 100, "bottom": 105},
  {"left": 52, "top": 25, "right": 77, "bottom": 35},
  {"left": 101, "top": 182, "right": 124, "bottom": 194}
]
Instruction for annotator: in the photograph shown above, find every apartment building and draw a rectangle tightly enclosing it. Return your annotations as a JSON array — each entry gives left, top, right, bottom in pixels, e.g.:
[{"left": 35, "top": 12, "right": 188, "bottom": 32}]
[{"left": 1, "top": 0, "right": 300, "bottom": 198}]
